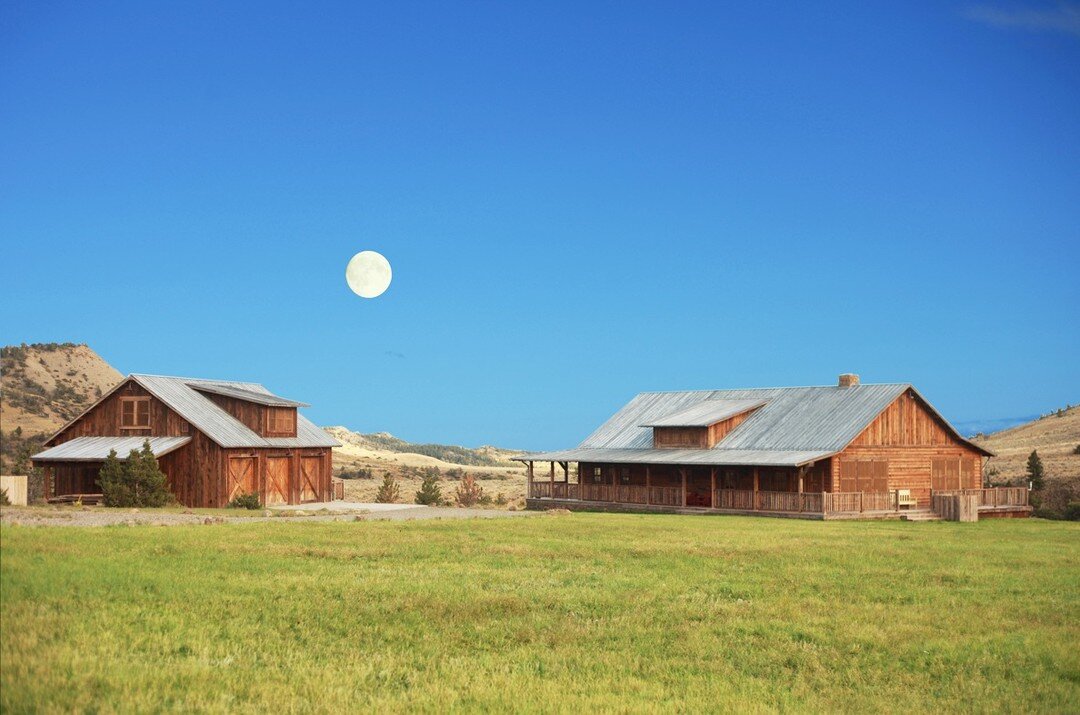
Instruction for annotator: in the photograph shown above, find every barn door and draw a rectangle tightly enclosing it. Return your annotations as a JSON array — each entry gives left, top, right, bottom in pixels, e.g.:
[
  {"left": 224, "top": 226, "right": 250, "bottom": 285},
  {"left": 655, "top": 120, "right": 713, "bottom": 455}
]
[
  {"left": 226, "top": 456, "right": 257, "bottom": 502},
  {"left": 265, "top": 457, "right": 290, "bottom": 505},
  {"left": 300, "top": 457, "right": 321, "bottom": 502}
]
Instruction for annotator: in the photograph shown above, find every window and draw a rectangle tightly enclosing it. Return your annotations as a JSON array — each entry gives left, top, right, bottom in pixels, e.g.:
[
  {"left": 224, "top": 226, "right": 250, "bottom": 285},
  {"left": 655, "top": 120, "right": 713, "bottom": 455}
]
[
  {"left": 120, "top": 397, "right": 150, "bottom": 429},
  {"left": 592, "top": 467, "right": 603, "bottom": 484},
  {"left": 265, "top": 407, "right": 295, "bottom": 436},
  {"left": 620, "top": 467, "right": 631, "bottom": 484}
]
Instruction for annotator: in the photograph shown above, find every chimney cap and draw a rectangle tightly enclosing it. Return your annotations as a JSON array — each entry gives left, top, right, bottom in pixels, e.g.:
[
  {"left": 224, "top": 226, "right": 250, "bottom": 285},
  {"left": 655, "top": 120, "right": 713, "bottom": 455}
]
[{"left": 838, "top": 373, "right": 860, "bottom": 388}]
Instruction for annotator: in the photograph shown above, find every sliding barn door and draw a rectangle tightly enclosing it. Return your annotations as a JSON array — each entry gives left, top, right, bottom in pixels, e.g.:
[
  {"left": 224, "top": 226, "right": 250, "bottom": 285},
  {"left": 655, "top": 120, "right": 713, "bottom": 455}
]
[
  {"left": 264, "top": 457, "right": 290, "bottom": 505},
  {"left": 300, "top": 456, "right": 321, "bottom": 503},
  {"left": 226, "top": 456, "right": 257, "bottom": 502}
]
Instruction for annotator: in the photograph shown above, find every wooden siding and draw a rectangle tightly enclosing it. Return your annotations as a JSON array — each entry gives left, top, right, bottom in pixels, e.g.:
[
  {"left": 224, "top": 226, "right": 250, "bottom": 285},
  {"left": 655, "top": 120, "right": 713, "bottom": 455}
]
[
  {"left": 203, "top": 393, "right": 297, "bottom": 438},
  {"left": 835, "top": 392, "right": 983, "bottom": 506},
  {"left": 49, "top": 381, "right": 190, "bottom": 445},
  {"left": 653, "top": 410, "right": 757, "bottom": 449}
]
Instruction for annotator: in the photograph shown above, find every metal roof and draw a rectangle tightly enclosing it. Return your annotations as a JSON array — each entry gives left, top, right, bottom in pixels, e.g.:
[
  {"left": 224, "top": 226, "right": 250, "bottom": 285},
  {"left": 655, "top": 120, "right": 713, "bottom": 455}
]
[
  {"left": 99, "top": 375, "right": 340, "bottom": 449},
  {"left": 513, "top": 448, "right": 833, "bottom": 468},
  {"left": 33, "top": 436, "right": 192, "bottom": 462},
  {"left": 186, "top": 382, "right": 309, "bottom": 407},
  {"left": 515, "top": 382, "right": 990, "bottom": 464},
  {"left": 578, "top": 384, "right": 910, "bottom": 451},
  {"left": 641, "top": 399, "right": 767, "bottom": 427}
]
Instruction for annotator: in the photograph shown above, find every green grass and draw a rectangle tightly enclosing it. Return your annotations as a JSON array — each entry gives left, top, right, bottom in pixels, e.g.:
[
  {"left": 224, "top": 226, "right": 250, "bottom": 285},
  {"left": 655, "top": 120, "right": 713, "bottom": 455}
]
[{"left": 2, "top": 515, "right": 1077, "bottom": 713}]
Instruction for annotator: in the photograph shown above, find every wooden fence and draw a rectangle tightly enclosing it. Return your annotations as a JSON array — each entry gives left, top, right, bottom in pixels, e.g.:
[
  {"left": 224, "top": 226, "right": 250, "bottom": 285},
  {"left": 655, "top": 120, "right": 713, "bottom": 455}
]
[
  {"left": 931, "top": 493, "right": 979, "bottom": 522},
  {"left": 931, "top": 487, "right": 1028, "bottom": 508}
]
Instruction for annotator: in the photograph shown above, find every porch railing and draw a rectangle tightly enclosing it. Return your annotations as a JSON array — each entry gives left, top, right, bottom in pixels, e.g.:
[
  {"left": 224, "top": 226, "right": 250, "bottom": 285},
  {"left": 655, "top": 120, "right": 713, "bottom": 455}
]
[{"left": 931, "top": 487, "right": 1028, "bottom": 508}]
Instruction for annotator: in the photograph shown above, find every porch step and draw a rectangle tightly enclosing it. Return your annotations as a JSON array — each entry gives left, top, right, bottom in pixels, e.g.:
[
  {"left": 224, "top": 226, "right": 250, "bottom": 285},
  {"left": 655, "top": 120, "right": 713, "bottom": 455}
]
[{"left": 900, "top": 510, "right": 942, "bottom": 522}]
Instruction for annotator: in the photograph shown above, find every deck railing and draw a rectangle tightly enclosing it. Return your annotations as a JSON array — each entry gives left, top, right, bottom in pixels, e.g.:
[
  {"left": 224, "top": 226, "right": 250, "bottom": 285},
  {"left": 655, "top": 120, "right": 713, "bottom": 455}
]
[
  {"left": 931, "top": 487, "right": 1028, "bottom": 508},
  {"left": 530, "top": 483, "right": 1029, "bottom": 515}
]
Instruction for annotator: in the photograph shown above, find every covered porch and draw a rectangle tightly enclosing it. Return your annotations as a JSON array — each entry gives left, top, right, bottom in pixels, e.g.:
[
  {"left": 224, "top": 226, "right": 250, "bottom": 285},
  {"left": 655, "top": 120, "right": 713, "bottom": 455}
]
[
  {"left": 31, "top": 436, "right": 191, "bottom": 503},
  {"left": 522, "top": 460, "right": 1029, "bottom": 520}
]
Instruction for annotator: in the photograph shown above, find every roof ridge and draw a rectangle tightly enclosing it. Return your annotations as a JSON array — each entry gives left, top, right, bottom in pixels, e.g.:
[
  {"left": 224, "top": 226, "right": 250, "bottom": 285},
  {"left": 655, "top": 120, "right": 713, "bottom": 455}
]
[
  {"left": 129, "top": 373, "right": 264, "bottom": 387},
  {"left": 636, "top": 383, "right": 909, "bottom": 395}
]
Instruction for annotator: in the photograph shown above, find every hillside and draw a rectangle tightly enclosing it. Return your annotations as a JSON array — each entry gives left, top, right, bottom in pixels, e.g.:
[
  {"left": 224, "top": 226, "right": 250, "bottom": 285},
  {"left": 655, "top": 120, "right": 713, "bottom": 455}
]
[
  {"left": 1, "top": 343, "right": 123, "bottom": 436},
  {"left": 325, "top": 426, "right": 527, "bottom": 503},
  {"left": 974, "top": 405, "right": 1080, "bottom": 483}
]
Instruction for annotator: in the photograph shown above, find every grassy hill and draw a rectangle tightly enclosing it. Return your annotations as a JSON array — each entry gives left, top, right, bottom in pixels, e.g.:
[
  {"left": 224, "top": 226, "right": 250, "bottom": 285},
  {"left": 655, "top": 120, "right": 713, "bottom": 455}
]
[
  {"left": 0, "top": 343, "right": 123, "bottom": 435},
  {"left": 1, "top": 515, "right": 1076, "bottom": 711},
  {"left": 974, "top": 405, "right": 1080, "bottom": 483}
]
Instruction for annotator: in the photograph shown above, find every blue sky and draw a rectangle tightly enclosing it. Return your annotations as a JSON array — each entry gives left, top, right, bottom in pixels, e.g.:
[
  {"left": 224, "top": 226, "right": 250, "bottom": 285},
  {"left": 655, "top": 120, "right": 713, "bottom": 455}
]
[{"left": 2, "top": 1, "right": 1078, "bottom": 449}]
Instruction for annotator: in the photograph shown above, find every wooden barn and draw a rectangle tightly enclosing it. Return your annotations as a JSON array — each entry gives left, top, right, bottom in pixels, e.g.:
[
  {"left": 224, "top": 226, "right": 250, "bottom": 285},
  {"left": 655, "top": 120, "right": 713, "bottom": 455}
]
[
  {"left": 519, "top": 374, "right": 1030, "bottom": 520},
  {"left": 32, "top": 374, "right": 339, "bottom": 507}
]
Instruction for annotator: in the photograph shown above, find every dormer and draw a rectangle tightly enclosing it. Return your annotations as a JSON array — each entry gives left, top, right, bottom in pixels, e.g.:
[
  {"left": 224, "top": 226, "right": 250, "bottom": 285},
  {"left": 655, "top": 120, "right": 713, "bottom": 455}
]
[
  {"left": 188, "top": 382, "right": 308, "bottom": 438},
  {"left": 642, "top": 399, "right": 766, "bottom": 449}
]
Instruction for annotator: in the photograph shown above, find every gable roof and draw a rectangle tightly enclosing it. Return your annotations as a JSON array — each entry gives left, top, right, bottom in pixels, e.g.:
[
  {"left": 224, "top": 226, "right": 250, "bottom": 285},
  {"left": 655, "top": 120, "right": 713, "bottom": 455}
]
[
  {"left": 48, "top": 374, "right": 339, "bottom": 450},
  {"left": 516, "top": 382, "right": 991, "bottom": 466}
]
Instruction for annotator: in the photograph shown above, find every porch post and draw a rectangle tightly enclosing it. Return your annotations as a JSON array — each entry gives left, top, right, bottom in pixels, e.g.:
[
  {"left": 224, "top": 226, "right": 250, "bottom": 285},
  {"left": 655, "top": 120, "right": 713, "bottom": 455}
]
[
  {"left": 549, "top": 461, "right": 555, "bottom": 490},
  {"left": 560, "top": 462, "right": 569, "bottom": 483},
  {"left": 753, "top": 467, "right": 759, "bottom": 510},
  {"left": 645, "top": 466, "right": 651, "bottom": 505},
  {"left": 43, "top": 464, "right": 51, "bottom": 501},
  {"left": 680, "top": 467, "right": 687, "bottom": 507},
  {"left": 797, "top": 466, "right": 805, "bottom": 513},
  {"left": 527, "top": 461, "right": 534, "bottom": 498},
  {"left": 710, "top": 467, "right": 717, "bottom": 509}
]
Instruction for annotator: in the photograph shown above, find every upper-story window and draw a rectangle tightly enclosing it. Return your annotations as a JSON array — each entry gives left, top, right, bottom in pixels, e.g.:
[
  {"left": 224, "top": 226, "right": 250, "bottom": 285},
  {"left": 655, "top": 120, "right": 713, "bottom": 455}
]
[
  {"left": 120, "top": 397, "right": 150, "bottom": 430},
  {"left": 265, "top": 407, "right": 296, "bottom": 436}
]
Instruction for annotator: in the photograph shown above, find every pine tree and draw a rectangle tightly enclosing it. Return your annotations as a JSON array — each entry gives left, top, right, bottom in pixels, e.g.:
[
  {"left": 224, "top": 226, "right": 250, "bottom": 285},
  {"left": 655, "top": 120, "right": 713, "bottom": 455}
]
[
  {"left": 98, "top": 441, "right": 172, "bottom": 507},
  {"left": 130, "top": 440, "right": 171, "bottom": 507},
  {"left": 375, "top": 472, "right": 400, "bottom": 503},
  {"left": 455, "top": 473, "right": 484, "bottom": 507},
  {"left": 97, "top": 449, "right": 130, "bottom": 506},
  {"left": 415, "top": 470, "right": 443, "bottom": 505},
  {"left": 1026, "top": 450, "right": 1045, "bottom": 491}
]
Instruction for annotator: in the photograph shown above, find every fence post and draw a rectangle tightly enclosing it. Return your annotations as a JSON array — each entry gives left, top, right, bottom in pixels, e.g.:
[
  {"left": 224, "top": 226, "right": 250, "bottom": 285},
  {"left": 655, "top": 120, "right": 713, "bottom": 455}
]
[{"left": 859, "top": 492, "right": 864, "bottom": 513}]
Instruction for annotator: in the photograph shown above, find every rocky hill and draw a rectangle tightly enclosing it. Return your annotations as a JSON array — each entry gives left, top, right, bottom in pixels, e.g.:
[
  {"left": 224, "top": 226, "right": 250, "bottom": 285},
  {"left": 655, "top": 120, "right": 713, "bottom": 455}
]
[
  {"left": 1, "top": 343, "right": 123, "bottom": 436},
  {"left": 974, "top": 405, "right": 1080, "bottom": 483}
]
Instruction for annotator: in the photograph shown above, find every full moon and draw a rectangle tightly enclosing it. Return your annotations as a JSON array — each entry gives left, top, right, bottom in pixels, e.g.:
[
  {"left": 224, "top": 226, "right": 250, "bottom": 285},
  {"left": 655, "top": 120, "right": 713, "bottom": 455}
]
[{"left": 345, "top": 251, "right": 392, "bottom": 298}]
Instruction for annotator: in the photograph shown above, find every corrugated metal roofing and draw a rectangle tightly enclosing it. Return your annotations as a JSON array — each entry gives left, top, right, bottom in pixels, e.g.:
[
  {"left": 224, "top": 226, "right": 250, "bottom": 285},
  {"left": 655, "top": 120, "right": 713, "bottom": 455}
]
[
  {"left": 513, "top": 448, "right": 833, "bottom": 467},
  {"left": 187, "top": 382, "right": 309, "bottom": 407},
  {"left": 641, "top": 399, "right": 767, "bottom": 427},
  {"left": 130, "top": 375, "right": 340, "bottom": 449},
  {"left": 578, "top": 384, "right": 910, "bottom": 451},
  {"left": 33, "top": 436, "right": 192, "bottom": 462}
]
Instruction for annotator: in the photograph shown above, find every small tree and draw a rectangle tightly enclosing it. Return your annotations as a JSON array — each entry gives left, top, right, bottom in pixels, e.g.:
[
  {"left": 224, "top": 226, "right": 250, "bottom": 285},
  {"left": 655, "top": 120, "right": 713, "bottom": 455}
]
[
  {"left": 97, "top": 449, "right": 130, "bottom": 506},
  {"left": 98, "top": 441, "right": 172, "bottom": 508},
  {"left": 1026, "top": 450, "right": 1045, "bottom": 491},
  {"left": 455, "top": 473, "right": 484, "bottom": 507},
  {"left": 415, "top": 470, "right": 443, "bottom": 506},
  {"left": 375, "top": 472, "right": 400, "bottom": 503}
]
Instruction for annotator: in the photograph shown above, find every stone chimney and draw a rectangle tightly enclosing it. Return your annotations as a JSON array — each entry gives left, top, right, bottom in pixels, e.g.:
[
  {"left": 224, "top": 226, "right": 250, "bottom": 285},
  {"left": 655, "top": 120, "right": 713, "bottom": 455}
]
[{"left": 838, "top": 373, "right": 860, "bottom": 388}]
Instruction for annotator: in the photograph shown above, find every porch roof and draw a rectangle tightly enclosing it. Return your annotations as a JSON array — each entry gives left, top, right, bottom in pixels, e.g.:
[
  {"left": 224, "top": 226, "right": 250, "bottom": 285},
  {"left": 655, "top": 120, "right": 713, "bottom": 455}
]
[
  {"left": 32, "top": 436, "right": 192, "bottom": 462},
  {"left": 512, "top": 447, "right": 835, "bottom": 468}
]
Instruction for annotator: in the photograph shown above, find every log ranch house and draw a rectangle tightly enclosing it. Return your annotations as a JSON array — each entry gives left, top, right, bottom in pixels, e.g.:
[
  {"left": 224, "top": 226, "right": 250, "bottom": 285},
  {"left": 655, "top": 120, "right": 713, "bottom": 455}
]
[
  {"left": 517, "top": 375, "right": 1030, "bottom": 521},
  {"left": 32, "top": 374, "right": 339, "bottom": 507}
]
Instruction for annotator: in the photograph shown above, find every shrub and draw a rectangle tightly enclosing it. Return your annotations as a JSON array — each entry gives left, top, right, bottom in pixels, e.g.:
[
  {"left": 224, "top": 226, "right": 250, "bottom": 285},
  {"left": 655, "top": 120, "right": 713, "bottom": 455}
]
[
  {"left": 1064, "top": 502, "right": 1080, "bottom": 522},
  {"left": 227, "top": 492, "right": 261, "bottom": 510},
  {"left": 338, "top": 467, "right": 374, "bottom": 480},
  {"left": 0, "top": 488, "right": 9, "bottom": 506},
  {"left": 415, "top": 470, "right": 443, "bottom": 506},
  {"left": 1074, "top": 445, "right": 1080, "bottom": 455},
  {"left": 375, "top": 472, "right": 400, "bottom": 503},
  {"left": 455, "top": 474, "right": 484, "bottom": 507},
  {"left": 97, "top": 441, "right": 173, "bottom": 508}
]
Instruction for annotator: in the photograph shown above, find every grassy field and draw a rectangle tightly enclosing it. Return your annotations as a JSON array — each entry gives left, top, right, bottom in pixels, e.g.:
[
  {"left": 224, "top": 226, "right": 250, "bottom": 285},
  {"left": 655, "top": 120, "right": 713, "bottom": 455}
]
[{"left": 2, "top": 514, "right": 1078, "bottom": 713}]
